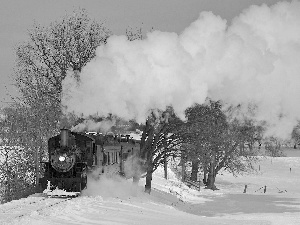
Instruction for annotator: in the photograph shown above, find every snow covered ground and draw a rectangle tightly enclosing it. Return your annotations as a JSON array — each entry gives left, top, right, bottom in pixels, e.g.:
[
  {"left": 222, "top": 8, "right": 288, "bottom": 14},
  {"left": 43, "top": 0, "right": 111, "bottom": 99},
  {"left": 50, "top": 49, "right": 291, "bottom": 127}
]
[{"left": 1, "top": 149, "right": 300, "bottom": 225}]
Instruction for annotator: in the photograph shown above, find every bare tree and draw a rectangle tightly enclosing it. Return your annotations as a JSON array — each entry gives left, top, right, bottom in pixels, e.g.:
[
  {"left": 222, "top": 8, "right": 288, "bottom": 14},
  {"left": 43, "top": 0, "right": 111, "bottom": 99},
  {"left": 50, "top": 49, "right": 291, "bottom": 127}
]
[
  {"left": 15, "top": 9, "right": 111, "bottom": 107},
  {"left": 136, "top": 108, "right": 183, "bottom": 194},
  {"left": 126, "top": 27, "right": 143, "bottom": 41},
  {"left": 13, "top": 9, "right": 111, "bottom": 188},
  {"left": 183, "top": 101, "right": 261, "bottom": 190}
]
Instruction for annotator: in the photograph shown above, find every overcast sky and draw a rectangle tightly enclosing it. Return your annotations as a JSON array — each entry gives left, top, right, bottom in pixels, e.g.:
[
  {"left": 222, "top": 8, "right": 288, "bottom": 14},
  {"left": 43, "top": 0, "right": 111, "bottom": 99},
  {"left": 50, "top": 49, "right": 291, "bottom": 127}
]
[{"left": 0, "top": 0, "right": 289, "bottom": 107}]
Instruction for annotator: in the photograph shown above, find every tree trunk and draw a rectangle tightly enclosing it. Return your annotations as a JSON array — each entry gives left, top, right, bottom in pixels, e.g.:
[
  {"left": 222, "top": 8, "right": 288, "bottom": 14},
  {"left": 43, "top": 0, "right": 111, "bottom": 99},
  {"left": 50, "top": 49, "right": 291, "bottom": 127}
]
[
  {"left": 164, "top": 153, "right": 168, "bottom": 179},
  {"left": 205, "top": 154, "right": 218, "bottom": 190},
  {"left": 144, "top": 163, "right": 153, "bottom": 194},
  {"left": 203, "top": 165, "right": 207, "bottom": 185},
  {"left": 190, "top": 159, "right": 199, "bottom": 181},
  {"left": 206, "top": 170, "right": 217, "bottom": 190}
]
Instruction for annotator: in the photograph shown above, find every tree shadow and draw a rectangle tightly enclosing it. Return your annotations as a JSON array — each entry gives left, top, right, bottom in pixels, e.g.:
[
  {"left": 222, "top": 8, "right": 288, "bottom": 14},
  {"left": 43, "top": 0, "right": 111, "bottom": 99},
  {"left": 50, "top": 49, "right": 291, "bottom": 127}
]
[{"left": 178, "top": 194, "right": 300, "bottom": 217}]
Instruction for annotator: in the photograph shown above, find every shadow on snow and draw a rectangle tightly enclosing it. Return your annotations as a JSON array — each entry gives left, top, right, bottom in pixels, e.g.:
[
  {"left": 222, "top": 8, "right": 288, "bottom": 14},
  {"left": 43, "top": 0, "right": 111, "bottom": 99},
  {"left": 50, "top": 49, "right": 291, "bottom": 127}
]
[{"left": 178, "top": 194, "right": 300, "bottom": 217}]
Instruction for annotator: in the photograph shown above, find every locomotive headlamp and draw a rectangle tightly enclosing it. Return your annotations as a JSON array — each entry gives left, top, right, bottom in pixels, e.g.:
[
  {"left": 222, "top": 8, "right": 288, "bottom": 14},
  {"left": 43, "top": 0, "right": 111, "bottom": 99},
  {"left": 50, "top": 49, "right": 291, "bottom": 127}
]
[{"left": 59, "top": 156, "right": 66, "bottom": 162}]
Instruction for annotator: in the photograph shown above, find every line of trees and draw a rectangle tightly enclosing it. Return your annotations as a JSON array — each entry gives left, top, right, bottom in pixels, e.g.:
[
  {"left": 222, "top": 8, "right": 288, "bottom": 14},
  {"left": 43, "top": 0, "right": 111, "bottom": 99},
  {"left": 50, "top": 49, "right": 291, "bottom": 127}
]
[
  {"left": 135, "top": 101, "right": 263, "bottom": 193},
  {"left": 181, "top": 101, "right": 262, "bottom": 190}
]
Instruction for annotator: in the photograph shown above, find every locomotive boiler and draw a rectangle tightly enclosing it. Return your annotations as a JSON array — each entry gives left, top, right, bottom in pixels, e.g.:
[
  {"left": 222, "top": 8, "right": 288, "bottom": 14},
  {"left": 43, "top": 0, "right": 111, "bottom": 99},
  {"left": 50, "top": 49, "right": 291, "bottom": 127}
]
[{"left": 39, "top": 129, "right": 140, "bottom": 195}]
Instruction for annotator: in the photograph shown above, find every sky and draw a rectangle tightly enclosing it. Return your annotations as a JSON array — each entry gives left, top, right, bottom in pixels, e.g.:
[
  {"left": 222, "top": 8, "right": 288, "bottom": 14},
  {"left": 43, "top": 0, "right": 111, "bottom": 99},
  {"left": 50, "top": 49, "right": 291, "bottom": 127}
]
[{"left": 0, "top": 0, "right": 290, "bottom": 107}]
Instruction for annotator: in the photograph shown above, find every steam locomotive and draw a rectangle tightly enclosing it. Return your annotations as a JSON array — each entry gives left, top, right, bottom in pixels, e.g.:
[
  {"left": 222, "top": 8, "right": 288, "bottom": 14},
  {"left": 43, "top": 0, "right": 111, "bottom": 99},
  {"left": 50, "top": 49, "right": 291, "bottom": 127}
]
[{"left": 39, "top": 129, "right": 139, "bottom": 195}]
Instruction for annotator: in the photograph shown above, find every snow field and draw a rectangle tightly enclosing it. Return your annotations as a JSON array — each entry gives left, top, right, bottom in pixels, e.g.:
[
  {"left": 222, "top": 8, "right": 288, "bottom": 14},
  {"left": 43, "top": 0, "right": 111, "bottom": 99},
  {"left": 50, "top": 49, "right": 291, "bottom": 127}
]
[{"left": 0, "top": 152, "right": 300, "bottom": 224}]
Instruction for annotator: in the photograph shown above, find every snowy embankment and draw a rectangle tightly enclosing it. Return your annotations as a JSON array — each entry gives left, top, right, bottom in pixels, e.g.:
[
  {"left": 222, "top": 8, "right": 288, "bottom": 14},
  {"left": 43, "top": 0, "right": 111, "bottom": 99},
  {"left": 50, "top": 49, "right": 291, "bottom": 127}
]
[{"left": 1, "top": 150, "right": 300, "bottom": 225}]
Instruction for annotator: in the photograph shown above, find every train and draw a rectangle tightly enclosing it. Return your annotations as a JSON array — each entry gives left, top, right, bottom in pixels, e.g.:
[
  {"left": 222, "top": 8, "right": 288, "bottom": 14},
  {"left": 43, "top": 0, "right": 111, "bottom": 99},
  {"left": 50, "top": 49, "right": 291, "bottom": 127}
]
[{"left": 39, "top": 129, "right": 140, "bottom": 196}]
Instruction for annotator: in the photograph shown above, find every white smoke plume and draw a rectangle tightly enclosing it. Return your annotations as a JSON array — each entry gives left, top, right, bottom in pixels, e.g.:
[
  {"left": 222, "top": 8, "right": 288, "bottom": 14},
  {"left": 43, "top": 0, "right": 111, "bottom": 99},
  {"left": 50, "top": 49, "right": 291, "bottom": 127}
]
[
  {"left": 82, "top": 172, "right": 141, "bottom": 198},
  {"left": 62, "top": 1, "right": 300, "bottom": 138},
  {"left": 71, "top": 118, "right": 116, "bottom": 133},
  {"left": 123, "top": 155, "right": 145, "bottom": 179}
]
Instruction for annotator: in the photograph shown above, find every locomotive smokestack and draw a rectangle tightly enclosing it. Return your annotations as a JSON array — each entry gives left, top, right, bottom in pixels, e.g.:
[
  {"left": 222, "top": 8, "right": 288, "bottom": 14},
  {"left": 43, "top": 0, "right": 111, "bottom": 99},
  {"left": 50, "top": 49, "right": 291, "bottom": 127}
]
[{"left": 60, "top": 129, "right": 69, "bottom": 147}]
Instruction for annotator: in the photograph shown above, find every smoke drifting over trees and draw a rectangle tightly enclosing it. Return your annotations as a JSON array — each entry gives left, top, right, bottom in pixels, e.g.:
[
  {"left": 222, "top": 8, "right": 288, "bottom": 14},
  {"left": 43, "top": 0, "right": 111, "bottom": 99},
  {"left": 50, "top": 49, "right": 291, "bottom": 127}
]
[
  {"left": 63, "top": 1, "right": 300, "bottom": 138},
  {"left": 71, "top": 118, "right": 116, "bottom": 133}
]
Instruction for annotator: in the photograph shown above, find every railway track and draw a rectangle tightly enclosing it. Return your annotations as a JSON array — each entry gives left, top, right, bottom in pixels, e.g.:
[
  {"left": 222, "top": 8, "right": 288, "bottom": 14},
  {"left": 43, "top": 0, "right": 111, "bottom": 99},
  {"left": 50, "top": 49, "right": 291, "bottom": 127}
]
[
  {"left": 17, "top": 197, "right": 73, "bottom": 219},
  {"left": 0, "top": 196, "right": 74, "bottom": 223},
  {"left": 0, "top": 197, "right": 48, "bottom": 214}
]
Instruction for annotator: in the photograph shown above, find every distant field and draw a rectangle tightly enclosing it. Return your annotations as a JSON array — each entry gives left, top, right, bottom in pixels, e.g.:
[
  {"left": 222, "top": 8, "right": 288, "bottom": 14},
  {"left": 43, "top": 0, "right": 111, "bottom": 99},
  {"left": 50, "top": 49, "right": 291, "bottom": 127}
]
[{"left": 282, "top": 148, "right": 300, "bottom": 157}]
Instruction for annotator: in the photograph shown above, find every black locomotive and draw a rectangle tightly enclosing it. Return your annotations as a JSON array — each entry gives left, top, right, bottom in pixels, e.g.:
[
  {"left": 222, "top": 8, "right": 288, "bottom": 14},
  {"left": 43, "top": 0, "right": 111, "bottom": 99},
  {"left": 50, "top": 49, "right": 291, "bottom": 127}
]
[{"left": 39, "top": 129, "right": 139, "bottom": 194}]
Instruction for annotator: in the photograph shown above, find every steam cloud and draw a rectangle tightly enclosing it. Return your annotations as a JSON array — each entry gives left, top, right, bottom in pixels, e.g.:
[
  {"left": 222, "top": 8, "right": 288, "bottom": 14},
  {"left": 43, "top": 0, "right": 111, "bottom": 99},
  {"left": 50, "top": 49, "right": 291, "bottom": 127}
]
[
  {"left": 82, "top": 173, "right": 141, "bottom": 198},
  {"left": 71, "top": 119, "right": 116, "bottom": 133},
  {"left": 62, "top": 1, "right": 300, "bottom": 138},
  {"left": 82, "top": 157, "right": 143, "bottom": 198}
]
